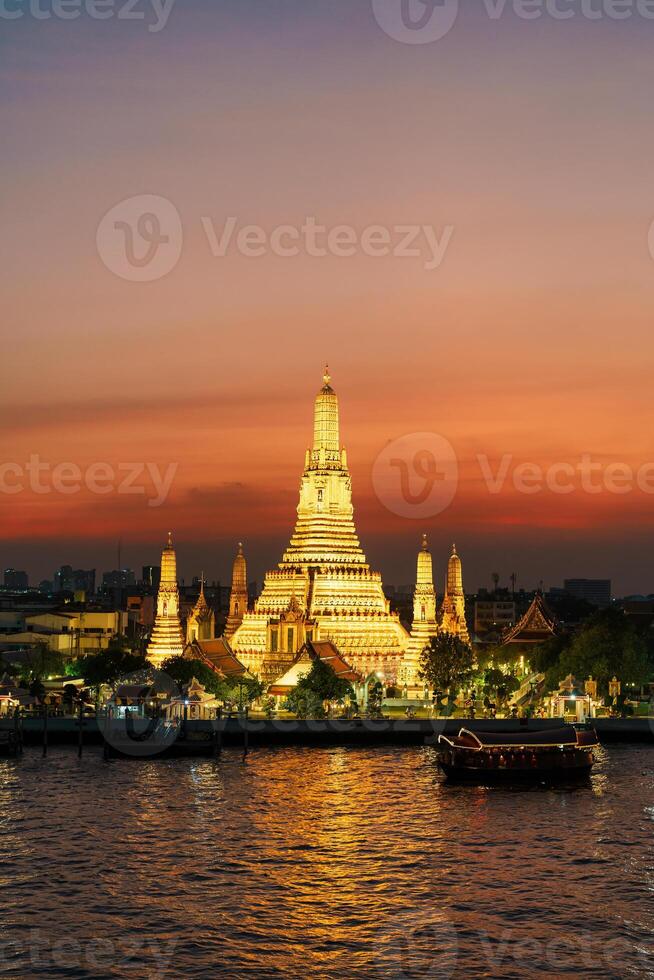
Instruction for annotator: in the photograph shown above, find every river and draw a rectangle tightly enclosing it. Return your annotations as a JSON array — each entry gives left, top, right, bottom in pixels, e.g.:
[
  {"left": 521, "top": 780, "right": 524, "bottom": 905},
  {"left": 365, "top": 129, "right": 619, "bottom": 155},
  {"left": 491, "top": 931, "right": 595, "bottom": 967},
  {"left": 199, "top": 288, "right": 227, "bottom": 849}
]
[{"left": 1, "top": 744, "right": 653, "bottom": 978}]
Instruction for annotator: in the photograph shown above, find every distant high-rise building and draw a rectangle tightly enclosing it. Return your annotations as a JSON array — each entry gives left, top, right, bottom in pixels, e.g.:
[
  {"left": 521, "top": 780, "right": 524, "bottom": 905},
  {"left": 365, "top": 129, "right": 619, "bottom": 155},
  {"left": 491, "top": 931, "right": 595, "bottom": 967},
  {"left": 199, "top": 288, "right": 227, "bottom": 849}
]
[
  {"left": 102, "top": 569, "right": 136, "bottom": 589},
  {"left": 474, "top": 599, "right": 516, "bottom": 637},
  {"left": 142, "top": 565, "right": 161, "bottom": 589},
  {"left": 3, "top": 569, "right": 29, "bottom": 590},
  {"left": 54, "top": 566, "right": 96, "bottom": 594},
  {"left": 563, "top": 579, "right": 611, "bottom": 608}
]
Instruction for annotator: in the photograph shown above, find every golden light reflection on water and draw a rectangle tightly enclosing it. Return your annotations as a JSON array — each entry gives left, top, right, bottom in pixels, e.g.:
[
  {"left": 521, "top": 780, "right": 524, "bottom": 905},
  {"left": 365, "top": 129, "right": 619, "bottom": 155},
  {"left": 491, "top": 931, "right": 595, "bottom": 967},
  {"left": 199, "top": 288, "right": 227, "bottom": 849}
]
[{"left": 1, "top": 745, "right": 654, "bottom": 978}]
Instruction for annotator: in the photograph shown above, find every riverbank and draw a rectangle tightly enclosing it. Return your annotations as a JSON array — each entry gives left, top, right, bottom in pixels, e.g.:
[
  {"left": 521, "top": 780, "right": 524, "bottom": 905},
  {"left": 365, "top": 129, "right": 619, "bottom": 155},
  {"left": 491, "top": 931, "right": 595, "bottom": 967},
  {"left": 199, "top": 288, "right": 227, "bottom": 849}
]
[{"left": 2, "top": 715, "right": 652, "bottom": 751}]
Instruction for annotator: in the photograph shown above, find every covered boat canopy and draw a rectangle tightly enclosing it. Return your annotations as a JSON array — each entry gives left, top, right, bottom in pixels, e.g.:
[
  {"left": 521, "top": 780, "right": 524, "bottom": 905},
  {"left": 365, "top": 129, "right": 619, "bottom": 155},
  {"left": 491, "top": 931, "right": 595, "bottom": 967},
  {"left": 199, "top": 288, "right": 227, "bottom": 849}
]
[{"left": 442, "top": 726, "right": 597, "bottom": 749}]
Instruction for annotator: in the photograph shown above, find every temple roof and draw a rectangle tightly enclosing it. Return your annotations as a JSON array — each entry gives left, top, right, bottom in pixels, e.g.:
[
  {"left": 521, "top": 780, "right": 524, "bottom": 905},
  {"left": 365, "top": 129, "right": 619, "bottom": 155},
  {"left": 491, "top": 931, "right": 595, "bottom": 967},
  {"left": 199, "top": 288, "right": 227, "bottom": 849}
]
[
  {"left": 307, "top": 640, "right": 362, "bottom": 683},
  {"left": 502, "top": 592, "right": 559, "bottom": 645},
  {"left": 189, "top": 576, "right": 212, "bottom": 621},
  {"left": 268, "top": 639, "right": 361, "bottom": 695},
  {"left": 185, "top": 638, "right": 249, "bottom": 678}
]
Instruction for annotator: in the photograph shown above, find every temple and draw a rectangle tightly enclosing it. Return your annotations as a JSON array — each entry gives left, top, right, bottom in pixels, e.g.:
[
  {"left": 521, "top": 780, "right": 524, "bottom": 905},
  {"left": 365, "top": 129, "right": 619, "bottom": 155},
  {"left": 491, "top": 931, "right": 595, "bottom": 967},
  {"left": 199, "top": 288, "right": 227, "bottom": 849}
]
[
  {"left": 502, "top": 592, "right": 558, "bottom": 645},
  {"left": 404, "top": 534, "right": 439, "bottom": 687},
  {"left": 230, "top": 367, "right": 410, "bottom": 681},
  {"left": 224, "top": 543, "right": 248, "bottom": 640},
  {"left": 440, "top": 544, "right": 470, "bottom": 644},
  {"left": 146, "top": 532, "right": 185, "bottom": 668},
  {"left": 185, "top": 574, "right": 215, "bottom": 644}
]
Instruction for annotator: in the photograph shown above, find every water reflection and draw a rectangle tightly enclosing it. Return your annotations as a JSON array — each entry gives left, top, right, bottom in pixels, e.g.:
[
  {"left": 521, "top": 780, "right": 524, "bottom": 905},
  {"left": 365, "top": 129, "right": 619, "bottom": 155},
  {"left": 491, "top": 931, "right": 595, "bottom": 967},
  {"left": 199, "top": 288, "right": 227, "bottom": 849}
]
[{"left": 0, "top": 745, "right": 653, "bottom": 977}]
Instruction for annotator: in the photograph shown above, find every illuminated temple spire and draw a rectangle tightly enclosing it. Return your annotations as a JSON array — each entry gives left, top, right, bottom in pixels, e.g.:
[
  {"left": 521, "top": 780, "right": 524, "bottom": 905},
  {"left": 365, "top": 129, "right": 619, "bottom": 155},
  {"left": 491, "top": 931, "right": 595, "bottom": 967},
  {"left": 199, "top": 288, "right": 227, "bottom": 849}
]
[
  {"left": 283, "top": 367, "right": 362, "bottom": 564},
  {"left": 186, "top": 573, "right": 215, "bottom": 643},
  {"left": 225, "top": 542, "right": 248, "bottom": 640},
  {"left": 441, "top": 543, "right": 469, "bottom": 644},
  {"left": 313, "top": 364, "right": 340, "bottom": 454},
  {"left": 405, "top": 533, "right": 439, "bottom": 687},
  {"left": 230, "top": 367, "right": 409, "bottom": 679},
  {"left": 147, "top": 532, "right": 185, "bottom": 668}
]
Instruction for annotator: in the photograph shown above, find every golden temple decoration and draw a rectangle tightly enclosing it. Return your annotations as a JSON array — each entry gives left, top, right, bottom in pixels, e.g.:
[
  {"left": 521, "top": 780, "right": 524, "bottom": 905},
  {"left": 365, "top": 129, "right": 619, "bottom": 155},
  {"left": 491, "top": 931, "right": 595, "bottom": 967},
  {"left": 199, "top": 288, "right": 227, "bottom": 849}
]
[
  {"left": 147, "top": 532, "right": 185, "bottom": 668},
  {"left": 230, "top": 368, "right": 410, "bottom": 680}
]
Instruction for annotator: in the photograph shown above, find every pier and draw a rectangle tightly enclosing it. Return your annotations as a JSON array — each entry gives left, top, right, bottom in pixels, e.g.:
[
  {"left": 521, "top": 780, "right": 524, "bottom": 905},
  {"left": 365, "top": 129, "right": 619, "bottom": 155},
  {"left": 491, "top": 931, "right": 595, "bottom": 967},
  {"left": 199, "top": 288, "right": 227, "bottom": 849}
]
[{"left": 2, "top": 714, "right": 652, "bottom": 755}]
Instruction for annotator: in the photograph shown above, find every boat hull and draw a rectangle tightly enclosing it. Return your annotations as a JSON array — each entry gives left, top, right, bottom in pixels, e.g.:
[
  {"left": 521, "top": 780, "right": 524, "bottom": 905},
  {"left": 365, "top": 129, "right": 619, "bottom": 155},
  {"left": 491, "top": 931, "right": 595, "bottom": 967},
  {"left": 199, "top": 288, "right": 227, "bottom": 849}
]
[{"left": 437, "top": 758, "right": 593, "bottom": 785}]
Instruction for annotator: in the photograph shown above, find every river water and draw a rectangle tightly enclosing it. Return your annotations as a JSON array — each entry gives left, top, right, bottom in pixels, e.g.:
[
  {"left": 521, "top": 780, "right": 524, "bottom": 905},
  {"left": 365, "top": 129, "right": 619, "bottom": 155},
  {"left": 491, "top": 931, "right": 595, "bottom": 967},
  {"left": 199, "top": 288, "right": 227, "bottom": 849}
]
[{"left": 1, "top": 744, "right": 653, "bottom": 979}]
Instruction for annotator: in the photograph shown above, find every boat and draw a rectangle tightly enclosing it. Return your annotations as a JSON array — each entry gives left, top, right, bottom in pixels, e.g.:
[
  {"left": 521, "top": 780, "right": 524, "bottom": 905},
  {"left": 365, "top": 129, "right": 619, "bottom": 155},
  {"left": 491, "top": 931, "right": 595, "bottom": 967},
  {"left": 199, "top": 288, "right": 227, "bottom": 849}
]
[{"left": 436, "top": 725, "right": 599, "bottom": 784}]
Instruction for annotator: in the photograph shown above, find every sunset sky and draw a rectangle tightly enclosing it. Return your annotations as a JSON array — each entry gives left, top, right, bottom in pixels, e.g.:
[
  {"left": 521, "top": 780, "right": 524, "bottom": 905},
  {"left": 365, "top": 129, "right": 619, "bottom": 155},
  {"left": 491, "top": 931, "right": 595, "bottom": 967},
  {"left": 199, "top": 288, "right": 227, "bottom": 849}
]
[{"left": 3, "top": 1, "right": 654, "bottom": 594}]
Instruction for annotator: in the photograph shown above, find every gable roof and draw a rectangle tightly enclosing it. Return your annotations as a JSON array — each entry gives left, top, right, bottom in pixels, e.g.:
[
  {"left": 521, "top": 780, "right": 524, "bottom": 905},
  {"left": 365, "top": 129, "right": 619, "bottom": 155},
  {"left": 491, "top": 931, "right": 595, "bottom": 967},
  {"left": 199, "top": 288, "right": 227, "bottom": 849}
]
[
  {"left": 268, "top": 640, "right": 361, "bottom": 696},
  {"left": 184, "top": 638, "right": 248, "bottom": 678},
  {"left": 502, "top": 593, "right": 559, "bottom": 645},
  {"left": 306, "top": 640, "right": 362, "bottom": 683}
]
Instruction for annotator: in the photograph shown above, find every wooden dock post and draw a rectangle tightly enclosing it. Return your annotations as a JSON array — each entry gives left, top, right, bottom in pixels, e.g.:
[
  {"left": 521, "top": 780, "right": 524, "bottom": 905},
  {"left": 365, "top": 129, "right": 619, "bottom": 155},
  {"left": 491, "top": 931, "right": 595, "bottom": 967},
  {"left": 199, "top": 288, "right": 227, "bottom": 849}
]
[
  {"left": 213, "top": 707, "right": 222, "bottom": 759},
  {"left": 13, "top": 707, "right": 22, "bottom": 755},
  {"left": 42, "top": 704, "right": 48, "bottom": 757},
  {"left": 77, "top": 697, "right": 84, "bottom": 759},
  {"left": 243, "top": 705, "right": 249, "bottom": 758},
  {"left": 102, "top": 706, "right": 110, "bottom": 761}
]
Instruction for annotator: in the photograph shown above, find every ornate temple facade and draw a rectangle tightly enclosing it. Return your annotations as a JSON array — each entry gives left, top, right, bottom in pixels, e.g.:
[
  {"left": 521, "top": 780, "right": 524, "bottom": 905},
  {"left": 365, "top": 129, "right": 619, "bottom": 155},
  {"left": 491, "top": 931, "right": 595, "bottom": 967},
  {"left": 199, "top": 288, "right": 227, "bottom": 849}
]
[
  {"left": 230, "top": 369, "right": 410, "bottom": 682},
  {"left": 147, "top": 533, "right": 185, "bottom": 668}
]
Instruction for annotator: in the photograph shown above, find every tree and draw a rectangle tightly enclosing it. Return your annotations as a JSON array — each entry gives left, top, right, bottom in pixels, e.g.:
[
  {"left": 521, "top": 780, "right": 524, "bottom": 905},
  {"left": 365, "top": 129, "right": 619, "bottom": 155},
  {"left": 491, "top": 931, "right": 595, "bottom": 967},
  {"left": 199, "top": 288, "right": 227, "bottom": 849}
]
[
  {"left": 29, "top": 677, "right": 46, "bottom": 703},
  {"left": 161, "top": 656, "right": 226, "bottom": 696},
  {"left": 160, "top": 658, "right": 264, "bottom": 707},
  {"left": 545, "top": 609, "right": 651, "bottom": 696},
  {"left": 367, "top": 680, "right": 384, "bottom": 718},
  {"left": 284, "top": 658, "right": 353, "bottom": 718},
  {"left": 419, "top": 633, "right": 475, "bottom": 696},
  {"left": 7, "top": 643, "right": 67, "bottom": 686},
  {"left": 483, "top": 667, "right": 520, "bottom": 710},
  {"left": 78, "top": 645, "right": 148, "bottom": 688},
  {"left": 227, "top": 676, "right": 264, "bottom": 708}
]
